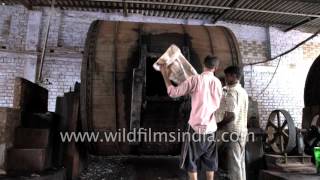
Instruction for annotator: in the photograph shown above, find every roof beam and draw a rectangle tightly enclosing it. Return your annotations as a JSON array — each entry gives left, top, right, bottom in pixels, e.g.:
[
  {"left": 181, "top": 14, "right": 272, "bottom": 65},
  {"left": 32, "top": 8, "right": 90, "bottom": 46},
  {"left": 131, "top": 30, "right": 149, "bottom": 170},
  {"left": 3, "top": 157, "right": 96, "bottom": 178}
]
[
  {"left": 212, "top": 0, "right": 241, "bottom": 23},
  {"left": 224, "top": 17, "right": 294, "bottom": 27},
  {"left": 38, "top": 2, "right": 221, "bottom": 16},
  {"left": 17, "top": 0, "right": 33, "bottom": 9},
  {"left": 28, "top": 1, "right": 320, "bottom": 18},
  {"left": 284, "top": 17, "right": 318, "bottom": 32},
  {"left": 122, "top": 0, "right": 128, "bottom": 16},
  {"left": 87, "top": 0, "right": 320, "bottom": 18},
  {"left": 282, "top": 0, "right": 320, "bottom": 3}
]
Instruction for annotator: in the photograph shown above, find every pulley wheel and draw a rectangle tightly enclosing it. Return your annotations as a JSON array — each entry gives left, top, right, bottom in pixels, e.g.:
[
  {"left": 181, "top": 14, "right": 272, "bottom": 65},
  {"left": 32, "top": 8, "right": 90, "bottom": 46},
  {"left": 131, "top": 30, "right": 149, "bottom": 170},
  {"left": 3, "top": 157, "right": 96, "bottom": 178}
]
[{"left": 265, "top": 110, "right": 296, "bottom": 154}]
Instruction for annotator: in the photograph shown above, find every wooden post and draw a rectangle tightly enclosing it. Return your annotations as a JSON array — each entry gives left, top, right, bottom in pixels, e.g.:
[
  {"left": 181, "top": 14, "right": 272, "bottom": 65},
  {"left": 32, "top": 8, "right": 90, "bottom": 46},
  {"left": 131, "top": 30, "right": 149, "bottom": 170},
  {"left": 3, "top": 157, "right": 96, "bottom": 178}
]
[{"left": 37, "top": 0, "right": 55, "bottom": 83}]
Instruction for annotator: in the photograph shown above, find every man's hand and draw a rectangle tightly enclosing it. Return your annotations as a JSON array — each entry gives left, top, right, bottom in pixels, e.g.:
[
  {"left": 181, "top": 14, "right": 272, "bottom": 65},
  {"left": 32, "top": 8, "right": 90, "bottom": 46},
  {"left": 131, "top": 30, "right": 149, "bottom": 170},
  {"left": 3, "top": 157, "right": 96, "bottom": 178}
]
[
  {"left": 160, "top": 64, "right": 166, "bottom": 73},
  {"left": 159, "top": 64, "right": 172, "bottom": 88},
  {"left": 217, "top": 112, "right": 235, "bottom": 129}
]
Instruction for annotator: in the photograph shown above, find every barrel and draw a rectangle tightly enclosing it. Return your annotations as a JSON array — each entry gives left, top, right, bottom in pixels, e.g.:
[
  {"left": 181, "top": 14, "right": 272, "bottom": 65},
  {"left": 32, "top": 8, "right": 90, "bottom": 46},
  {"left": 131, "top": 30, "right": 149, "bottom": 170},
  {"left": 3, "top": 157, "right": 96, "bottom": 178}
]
[{"left": 80, "top": 20, "right": 242, "bottom": 155}]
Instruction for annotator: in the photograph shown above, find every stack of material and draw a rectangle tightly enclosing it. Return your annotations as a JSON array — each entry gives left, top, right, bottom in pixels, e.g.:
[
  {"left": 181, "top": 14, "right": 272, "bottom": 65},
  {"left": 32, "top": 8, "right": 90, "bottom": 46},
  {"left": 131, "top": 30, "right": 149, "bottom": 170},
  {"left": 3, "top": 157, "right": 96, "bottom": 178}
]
[
  {"left": 153, "top": 44, "right": 198, "bottom": 85},
  {"left": 6, "top": 78, "right": 53, "bottom": 172},
  {"left": 7, "top": 127, "right": 52, "bottom": 172}
]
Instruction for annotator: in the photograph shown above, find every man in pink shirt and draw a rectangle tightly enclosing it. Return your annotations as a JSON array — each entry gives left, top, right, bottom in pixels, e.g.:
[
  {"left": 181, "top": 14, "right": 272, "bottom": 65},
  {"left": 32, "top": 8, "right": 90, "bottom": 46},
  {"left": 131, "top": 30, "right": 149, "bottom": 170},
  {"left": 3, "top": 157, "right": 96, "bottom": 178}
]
[{"left": 160, "top": 56, "right": 222, "bottom": 180}]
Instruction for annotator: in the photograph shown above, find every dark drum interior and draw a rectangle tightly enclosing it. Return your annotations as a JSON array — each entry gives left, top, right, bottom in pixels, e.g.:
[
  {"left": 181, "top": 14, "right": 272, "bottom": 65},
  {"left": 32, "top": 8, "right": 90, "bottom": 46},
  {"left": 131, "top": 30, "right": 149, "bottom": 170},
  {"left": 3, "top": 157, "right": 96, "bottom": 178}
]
[{"left": 137, "top": 33, "right": 194, "bottom": 155}]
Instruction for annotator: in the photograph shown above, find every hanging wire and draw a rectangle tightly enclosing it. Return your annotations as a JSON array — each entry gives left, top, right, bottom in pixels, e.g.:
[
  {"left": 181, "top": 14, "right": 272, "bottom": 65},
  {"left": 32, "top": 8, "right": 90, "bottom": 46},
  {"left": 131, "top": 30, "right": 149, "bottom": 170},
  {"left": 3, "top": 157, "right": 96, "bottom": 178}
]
[
  {"left": 243, "top": 29, "right": 320, "bottom": 66},
  {"left": 245, "top": 28, "right": 320, "bottom": 100},
  {"left": 256, "top": 57, "right": 282, "bottom": 98}
]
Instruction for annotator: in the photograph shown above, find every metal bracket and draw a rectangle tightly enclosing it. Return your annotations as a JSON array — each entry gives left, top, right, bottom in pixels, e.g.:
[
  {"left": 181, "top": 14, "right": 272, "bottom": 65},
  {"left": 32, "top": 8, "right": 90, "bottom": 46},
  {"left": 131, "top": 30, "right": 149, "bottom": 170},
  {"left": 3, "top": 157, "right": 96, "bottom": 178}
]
[{"left": 129, "top": 45, "right": 147, "bottom": 132}]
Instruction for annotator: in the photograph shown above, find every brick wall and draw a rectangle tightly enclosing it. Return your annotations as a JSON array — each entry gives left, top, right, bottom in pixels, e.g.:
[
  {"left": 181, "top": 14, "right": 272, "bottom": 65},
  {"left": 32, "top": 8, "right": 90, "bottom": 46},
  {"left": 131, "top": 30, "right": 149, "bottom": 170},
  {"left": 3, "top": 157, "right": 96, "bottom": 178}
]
[
  {"left": 0, "top": 6, "right": 28, "bottom": 51},
  {"left": 0, "top": 56, "right": 24, "bottom": 107},
  {"left": 217, "top": 22, "right": 320, "bottom": 128},
  {"left": 303, "top": 42, "right": 320, "bottom": 61},
  {"left": 0, "top": 52, "right": 37, "bottom": 107},
  {"left": 41, "top": 57, "right": 81, "bottom": 111},
  {"left": 0, "top": 5, "right": 319, "bottom": 127}
]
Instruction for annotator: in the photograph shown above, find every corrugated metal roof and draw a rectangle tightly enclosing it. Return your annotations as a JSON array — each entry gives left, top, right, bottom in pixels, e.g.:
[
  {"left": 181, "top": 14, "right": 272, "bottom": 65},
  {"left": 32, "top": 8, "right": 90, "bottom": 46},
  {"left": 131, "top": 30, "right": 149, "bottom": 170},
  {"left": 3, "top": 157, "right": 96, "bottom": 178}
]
[{"left": 2, "top": 0, "right": 320, "bottom": 33}]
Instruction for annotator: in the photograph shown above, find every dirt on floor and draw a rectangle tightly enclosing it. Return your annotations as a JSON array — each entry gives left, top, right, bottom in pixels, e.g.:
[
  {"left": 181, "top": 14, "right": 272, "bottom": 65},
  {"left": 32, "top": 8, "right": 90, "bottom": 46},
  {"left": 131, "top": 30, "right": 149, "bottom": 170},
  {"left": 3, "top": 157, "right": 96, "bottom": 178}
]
[
  {"left": 79, "top": 155, "right": 187, "bottom": 180},
  {"left": 78, "top": 155, "right": 228, "bottom": 180}
]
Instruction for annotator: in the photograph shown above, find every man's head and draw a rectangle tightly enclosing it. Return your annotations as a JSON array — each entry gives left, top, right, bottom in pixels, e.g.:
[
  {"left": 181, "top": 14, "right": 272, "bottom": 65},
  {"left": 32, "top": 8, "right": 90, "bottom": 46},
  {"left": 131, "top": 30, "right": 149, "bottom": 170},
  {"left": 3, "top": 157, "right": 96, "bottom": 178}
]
[
  {"left": 224, "top": 66, "right": 242, "bottom": 85},
  {"left": 203, "top": 55, "right": 219, "bottom": 72}
]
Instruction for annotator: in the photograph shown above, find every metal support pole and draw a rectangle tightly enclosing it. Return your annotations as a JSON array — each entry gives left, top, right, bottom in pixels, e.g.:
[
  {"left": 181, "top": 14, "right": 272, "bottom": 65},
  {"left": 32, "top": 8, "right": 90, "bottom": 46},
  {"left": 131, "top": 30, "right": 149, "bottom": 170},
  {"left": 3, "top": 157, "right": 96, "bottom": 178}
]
[
  {"left": 37, "top": 0, "right": 55, "bottom": 83},
  {"left": 122, "top": 0, "right": 128, "bottom": 17}
]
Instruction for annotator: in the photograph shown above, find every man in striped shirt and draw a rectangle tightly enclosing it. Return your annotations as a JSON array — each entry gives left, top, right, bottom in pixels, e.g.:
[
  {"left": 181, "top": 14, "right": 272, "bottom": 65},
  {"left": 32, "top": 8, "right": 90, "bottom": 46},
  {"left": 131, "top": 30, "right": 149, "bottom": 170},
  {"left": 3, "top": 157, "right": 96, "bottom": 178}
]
[{"left": 216, "top": 66, "right": 249, "bottom": 180}]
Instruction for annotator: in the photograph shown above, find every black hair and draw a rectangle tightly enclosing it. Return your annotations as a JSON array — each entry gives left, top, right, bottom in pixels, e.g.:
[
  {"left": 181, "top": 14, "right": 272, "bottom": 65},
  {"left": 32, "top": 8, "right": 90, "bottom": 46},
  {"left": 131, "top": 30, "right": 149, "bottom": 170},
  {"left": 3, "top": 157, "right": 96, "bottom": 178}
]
[
  {"left": 204, "top": 55, "right": 219, "bottom": 69},
  {"left": 224, "top": 66, "right": 242, "bottom": 79}
]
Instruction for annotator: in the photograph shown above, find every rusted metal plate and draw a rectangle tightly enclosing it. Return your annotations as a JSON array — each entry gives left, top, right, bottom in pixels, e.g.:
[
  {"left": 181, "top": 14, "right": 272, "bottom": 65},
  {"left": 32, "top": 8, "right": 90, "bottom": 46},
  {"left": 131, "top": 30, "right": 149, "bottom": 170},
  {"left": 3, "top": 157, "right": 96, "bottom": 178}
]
[
  {"left": 55, "top": 83, "right": 87, "bottom": 180},
  {"left": 63, "top": 91, "right": 80, "bottom": 180},
  {"left": 304, "top": 55, "right": 320, "bottom": 107}
]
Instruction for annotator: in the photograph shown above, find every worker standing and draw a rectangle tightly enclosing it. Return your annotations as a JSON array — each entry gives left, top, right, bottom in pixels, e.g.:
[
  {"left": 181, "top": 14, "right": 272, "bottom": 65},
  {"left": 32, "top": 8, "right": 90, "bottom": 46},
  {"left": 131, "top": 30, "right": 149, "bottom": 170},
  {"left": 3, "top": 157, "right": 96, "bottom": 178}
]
[
  {"left": 216, "top": 66, "right": 249, "bottom": 180},
  {"left": 160, "top": 55, "right": 222, "bottom": 180}
]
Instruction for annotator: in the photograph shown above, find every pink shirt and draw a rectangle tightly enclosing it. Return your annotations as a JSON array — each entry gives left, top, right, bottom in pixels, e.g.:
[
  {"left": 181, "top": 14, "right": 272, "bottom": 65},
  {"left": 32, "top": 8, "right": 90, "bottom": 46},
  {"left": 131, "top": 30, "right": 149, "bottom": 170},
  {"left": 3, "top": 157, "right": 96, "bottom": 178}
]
[{"left": 167, "top": 71, "right": 222, "bottom": 134}]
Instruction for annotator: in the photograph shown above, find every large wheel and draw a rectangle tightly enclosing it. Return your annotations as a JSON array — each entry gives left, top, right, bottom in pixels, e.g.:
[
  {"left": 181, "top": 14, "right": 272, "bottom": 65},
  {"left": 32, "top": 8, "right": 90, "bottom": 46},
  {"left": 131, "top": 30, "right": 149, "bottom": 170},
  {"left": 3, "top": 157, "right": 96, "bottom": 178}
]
[{"left": 265, "top": 110, "right": 296, "bottom": 154}]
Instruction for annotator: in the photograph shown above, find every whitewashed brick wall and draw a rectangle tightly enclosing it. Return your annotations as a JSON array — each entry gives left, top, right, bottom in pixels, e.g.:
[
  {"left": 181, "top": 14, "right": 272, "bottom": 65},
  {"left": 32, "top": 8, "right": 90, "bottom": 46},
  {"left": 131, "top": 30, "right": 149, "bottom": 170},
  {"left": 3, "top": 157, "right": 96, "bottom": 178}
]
[
  {"left": 41, "top": 57, "right": 81, "bottom": 111},
  {"left": 0, "top": 52, "right": 37, "bottom": 107}
]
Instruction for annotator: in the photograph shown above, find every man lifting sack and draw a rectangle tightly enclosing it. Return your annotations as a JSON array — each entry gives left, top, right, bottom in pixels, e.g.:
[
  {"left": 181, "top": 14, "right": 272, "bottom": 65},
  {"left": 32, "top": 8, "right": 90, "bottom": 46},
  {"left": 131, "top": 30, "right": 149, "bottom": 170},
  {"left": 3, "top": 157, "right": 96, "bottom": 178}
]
[{"left": 154, "top": 44, "right": 223, "bottom": 180}]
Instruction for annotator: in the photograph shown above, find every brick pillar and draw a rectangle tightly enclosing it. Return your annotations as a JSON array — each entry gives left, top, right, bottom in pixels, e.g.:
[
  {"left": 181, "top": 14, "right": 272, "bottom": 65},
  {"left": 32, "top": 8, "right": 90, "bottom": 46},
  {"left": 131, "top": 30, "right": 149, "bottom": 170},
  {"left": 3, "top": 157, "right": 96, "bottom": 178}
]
[{"left": 25, "top": 10, "right": 42, "bottom": 51}]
